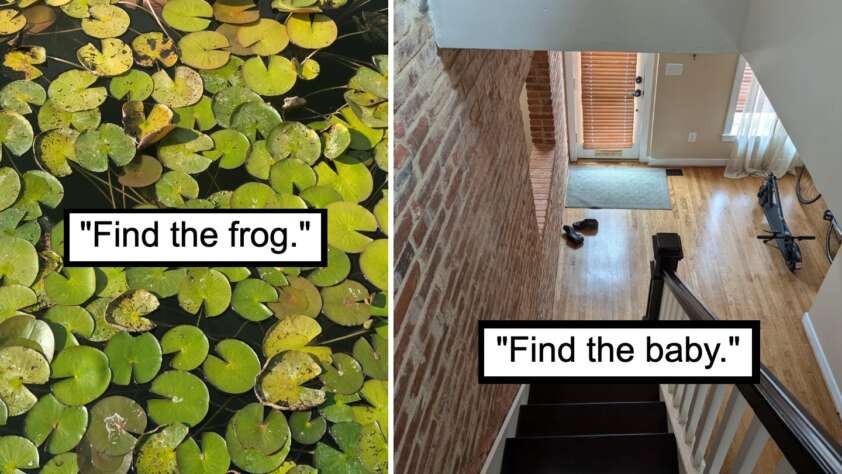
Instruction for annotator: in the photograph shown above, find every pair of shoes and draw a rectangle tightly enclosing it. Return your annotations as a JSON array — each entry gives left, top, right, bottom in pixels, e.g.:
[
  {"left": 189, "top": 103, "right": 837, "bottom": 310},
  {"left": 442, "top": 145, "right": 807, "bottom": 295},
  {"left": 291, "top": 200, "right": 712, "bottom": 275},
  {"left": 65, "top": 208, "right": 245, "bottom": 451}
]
[{"left": 563, "top": 219, "right": 599, "bottom": 246}]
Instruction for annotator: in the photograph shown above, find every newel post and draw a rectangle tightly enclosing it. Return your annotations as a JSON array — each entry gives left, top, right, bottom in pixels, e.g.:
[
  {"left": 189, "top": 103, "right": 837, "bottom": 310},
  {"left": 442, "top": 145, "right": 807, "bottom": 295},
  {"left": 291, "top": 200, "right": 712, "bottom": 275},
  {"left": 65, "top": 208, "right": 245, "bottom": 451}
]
[{"left": 644, "top": 233, "right": 684, "bottom": 320}]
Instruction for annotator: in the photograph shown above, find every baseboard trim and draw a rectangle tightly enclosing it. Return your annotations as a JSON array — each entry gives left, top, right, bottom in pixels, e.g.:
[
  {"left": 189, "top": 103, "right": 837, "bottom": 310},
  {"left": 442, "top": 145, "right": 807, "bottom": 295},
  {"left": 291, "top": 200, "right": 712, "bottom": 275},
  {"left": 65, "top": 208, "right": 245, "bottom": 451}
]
[
  {"left": 803, "top": 312, "right": 842, "bottom": 421},
  {"left": 480, "top": 384, "right": 529, "bottom": 474},
  {"left": 646, "top": 157, "right": 728, "bottom": 167}
]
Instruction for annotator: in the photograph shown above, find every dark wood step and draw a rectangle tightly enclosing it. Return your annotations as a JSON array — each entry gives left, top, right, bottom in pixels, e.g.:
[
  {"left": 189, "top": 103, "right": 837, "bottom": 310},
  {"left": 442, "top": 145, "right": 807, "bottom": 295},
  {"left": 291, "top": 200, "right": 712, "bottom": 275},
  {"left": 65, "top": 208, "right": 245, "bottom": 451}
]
[
  {"left": 517, "top": 401, "right": 668, "bottom": 436},
  {"left": 528, "top": 384, "right": 660, "bottom": 404},
  {"left": 501, "top": 433, "right": 679, "bottom": 474}
]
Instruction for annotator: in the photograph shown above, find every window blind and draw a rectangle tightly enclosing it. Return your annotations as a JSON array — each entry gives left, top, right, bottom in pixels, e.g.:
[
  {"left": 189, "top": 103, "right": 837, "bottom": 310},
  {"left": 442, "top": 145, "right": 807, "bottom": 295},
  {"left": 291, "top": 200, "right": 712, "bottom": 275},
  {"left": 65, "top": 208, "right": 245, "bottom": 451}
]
[
  {"left": 735, "top": 63, "right": 755, "bottom": 113},
  {"left": 580, "top": 51, "right": 637, "bottom": 150}
]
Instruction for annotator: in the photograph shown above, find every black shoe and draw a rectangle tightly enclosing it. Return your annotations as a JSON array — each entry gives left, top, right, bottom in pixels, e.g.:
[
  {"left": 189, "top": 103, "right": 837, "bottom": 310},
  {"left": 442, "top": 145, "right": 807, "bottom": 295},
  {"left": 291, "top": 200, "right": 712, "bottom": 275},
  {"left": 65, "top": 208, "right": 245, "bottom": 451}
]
[
  {"left": 572, "top": 218, "right": 598, "bottom": 232},
  {"left": 563, "top": 225, "right": 584, "bottom": 245}
]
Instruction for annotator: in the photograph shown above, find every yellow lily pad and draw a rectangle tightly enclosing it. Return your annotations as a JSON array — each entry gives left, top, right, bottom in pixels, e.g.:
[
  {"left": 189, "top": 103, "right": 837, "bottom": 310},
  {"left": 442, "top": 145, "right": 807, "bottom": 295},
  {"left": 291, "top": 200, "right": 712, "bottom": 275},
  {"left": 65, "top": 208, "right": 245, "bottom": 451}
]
[
  {"left": 132, "top": 32, "right": 178, "bottom": 68},
  {"left": 213, "top": 0, "right": 259, "bottom": 24},
  {"left": 77, "top": 38, "right": 133, "bottom": 77},
  {"left": 259, "top": 350, "right": 325, "bottom": 410},
  {"left": 151, "top": 66, "right": 203, "bottom": 108},
  {"left": 0, "top": 9, "right": 26, "bottom": 35},
  {"left": 81, "top": 4, "right": 129, "bottom": 38},
  {"left": 178, "top": 31, "right": 231, "bottom": 70},
  {"left": 47, "top": 70, "right": 106, "bottom": 113},
  {"left": 236, "top": 19, "right": 289, "bottom": 56},
  {"left": 3, "top": 46, "right": 45, "bottom": 80},
  {"left": 242, "top": 56, "right": 297, "bottom": 97},
  {"left": 162, "top": 0, "right": 213, "bottom": 32},
  {"left": 286, "top": 13, "right": 337, "bottom": 49}
]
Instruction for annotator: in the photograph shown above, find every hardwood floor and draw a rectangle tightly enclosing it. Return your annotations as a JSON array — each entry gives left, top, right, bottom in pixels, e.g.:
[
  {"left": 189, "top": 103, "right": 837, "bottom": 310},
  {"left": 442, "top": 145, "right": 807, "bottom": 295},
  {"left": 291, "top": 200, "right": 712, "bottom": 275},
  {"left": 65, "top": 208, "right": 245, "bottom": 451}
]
[{"left": 551, "top": 164, "right": 842, "bottom": 443}]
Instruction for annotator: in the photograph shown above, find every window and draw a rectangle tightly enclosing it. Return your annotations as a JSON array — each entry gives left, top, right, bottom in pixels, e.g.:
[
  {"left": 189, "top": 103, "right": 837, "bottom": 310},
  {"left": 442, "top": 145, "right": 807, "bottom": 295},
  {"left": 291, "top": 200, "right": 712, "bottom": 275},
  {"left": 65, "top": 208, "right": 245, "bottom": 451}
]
[{"left": 723, "top": 57, "right": 756, "bottom": 140}]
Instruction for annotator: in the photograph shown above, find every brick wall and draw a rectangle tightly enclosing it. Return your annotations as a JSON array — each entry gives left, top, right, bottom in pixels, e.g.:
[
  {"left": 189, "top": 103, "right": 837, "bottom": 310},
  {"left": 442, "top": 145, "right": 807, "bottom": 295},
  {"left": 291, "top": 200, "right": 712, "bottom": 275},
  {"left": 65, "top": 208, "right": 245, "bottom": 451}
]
[
  {"left": 394, "top": 0, "right": 551, "bottom": 472},
  {"left": 526, "top": 52, "right": 557, "bottom": 147}
]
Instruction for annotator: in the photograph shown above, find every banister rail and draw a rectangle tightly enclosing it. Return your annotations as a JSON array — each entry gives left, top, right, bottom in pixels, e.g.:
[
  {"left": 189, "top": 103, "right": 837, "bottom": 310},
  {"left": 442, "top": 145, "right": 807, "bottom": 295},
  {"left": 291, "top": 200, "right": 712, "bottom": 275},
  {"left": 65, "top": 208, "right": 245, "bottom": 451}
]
[{"left": 645, "top": 232, "right": 842, "bottom": 474}]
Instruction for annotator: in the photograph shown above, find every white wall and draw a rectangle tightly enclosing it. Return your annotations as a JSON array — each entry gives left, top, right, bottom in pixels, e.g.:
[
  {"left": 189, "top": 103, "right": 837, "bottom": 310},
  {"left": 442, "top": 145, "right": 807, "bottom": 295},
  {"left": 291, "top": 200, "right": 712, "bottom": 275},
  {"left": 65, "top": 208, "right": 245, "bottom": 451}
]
[
  {"left": 428, "top": 0, "right": 749, "bottom": 52},
  {"left": 804, "top": 258, "right": 842, "bottom": 418}
]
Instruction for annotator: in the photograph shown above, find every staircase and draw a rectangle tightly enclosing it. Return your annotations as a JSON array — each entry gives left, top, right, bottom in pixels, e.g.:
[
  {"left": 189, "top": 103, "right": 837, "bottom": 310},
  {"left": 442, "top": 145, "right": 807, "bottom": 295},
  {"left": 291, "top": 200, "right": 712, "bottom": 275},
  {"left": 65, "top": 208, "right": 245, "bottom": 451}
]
[{"left": 501, "top": 384, "right": 678, "bottom": 473}]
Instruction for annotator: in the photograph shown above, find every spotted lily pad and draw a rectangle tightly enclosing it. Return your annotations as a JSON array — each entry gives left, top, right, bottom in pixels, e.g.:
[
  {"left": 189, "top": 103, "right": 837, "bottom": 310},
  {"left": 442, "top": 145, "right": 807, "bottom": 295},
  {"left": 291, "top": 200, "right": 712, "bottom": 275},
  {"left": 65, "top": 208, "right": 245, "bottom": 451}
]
[
  {"left": 267, "top": 122, "right": 320, "bottom": 164},
  {"left": 13, "top": 171, "right": 63, "bottom": 220},
  {"left": 262, "top": 314, "right": 330, "bottom": 362},
  {"left": 162, "top": 0, "right": 213, "bottom": 32},
  {"left": 75, "top": 123, "right": 136, "bottom": 171},
  {"left": 0, "top": 9, "right": 26, "bottom": 35},
  {"left": 46, "top": 267, "right": 96, "bottom": 306},
  {"left": 177, "top": 268, "right": 231, "bottom": 317},
  {"left": 322, "top": 122, "right": 350, "bottom": 159},
  {"left": 81, "top": 4, "right": 129, "bottom": 38},
  {"left": 77, "top": 38, "right": 134, "bottom": 77},
  {"left": 286, "top": 13, "right": 337, "bottom": 49},
  {"left": 84, "top": 297, "right": 121, "bottom": 343},
  {"left": 0, "top": 80, "right": 46, "bottom": 115},
  {"left": 351, "top": 379, "right": 387, "bottom": 435},
  {"left": 103, "top": 289, "right": 158, "bottom": 332},
  {"left": 36, "top": 128, "right": 78, "bottom": 177},
  {"left": 122, "top": 101, "right": 175, "bottom": 148},
  {"left": 176, "top": 432, "right": 230, "bottom": 474},
  {"left": 152, "top": 66, "right": 203, "bottom": 108},
  {"left": 0, "top": 346, "right": 49, "bottom": 416},
  {"left": 147, "top": 370, "right": 209, "bottom": 427},
  {"left": 48, "top": 70, "right": 106, "bottom": 113},
  {"left": 230, "top": 101, "right": 283, "bottom": 142},
  {"left": 3, "top": 46, "right": 46, "bottom": 81},
  {"left": 0, "top": 111, "right": 34, "bottom": 160},
  {"left": 23, "top": 394, "right": 87, "bottom": 455},
  {"left": 0, "top": 436, "right": 39, "bottom": 473},
  {"left": 325, "top": 202, "right": 377, "bottom": 253},
  {"left": 156, "top": 170, "right": 199, "bottom": 207},
  {"left": 259, "top": 350, "right": 325, "bottom": 410},
  {"left": 94, "top": 267, "right": 128, "bottom": 298},
  {"left": 86, "top": 396, "right": 147, "bottom": 457},
  {"left": 242, "top": 56, "right": 297, "bottom": 97},
  {"left": 160, "top": 324, "right": 209, "bottom": 371},
  {"left": 321, "top": 280, "right": 370, "bottom": 326},
  {"left": 315, "top": 155, "right": 373, "bottom": 203},
  {"left": 270, "top": 276, "right": 321, "bottom": 319},
  {"left": 158, "top": 128, "right": 215, "bottom": 173},
  {"left": 50, "top": 345, "right": 111, "bottom": 406},
  {"left": 132, "top": 32, "right": 178, "bottom": 68},
  {"left": 232, "top": 278, "right": 278, "bottom": 321},
  {"left": 211, "top": 85, "right": 261, "bottom": 128},
  {"left": 179, "top": 31, "right": 231, "bottom": 70},
  {"left": 203, "top": 339, "right": 261, "bottom": 394},
  {"left": 135, "top": 423, "right": 189, "bottom": 474}
]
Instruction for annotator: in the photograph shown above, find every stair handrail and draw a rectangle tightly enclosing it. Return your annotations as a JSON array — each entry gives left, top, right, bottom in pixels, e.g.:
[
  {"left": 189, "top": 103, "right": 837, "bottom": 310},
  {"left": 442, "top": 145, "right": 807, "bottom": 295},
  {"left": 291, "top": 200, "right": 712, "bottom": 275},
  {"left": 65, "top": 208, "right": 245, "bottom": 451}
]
[{"left": 644, "top": 232, "right": 842, "bottom": 474}]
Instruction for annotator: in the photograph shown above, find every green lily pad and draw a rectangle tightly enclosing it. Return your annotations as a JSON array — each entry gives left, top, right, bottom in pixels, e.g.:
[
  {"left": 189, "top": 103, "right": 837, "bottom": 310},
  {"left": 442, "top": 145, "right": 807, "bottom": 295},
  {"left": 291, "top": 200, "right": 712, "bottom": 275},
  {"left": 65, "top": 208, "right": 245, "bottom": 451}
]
[
  {"left": 0, "top": 285, "right": 35, "bottom": 321},
  {"left": 81, "top": 4, "right": 129, "bottom": 38},
  {"left": 176, "top": 432, "right": 230, "bottom": 474},
  {"left": 262, "top": 314, "right": 330, "bottom": 362},
  {"left": 37, "top": 100, "right": 100, "bottom": 133},
  {"left": 174, "top": 96, "right": 217, "bottom": 131},
  {"left": 147, "top": 370, "right": 209, "bottom": 427},
  {"left": 75, "top": 123, "right": 136, "bottom": 171},
  {"left": 315, "top": 155, "right": 373, "bottom": 203},
  {"left": 48, "top": 70, "right": 106, "bottom": 113},
  {"left": 179, "top": 31, "right": 231, "bottom": 70},
  {"left": 13, "top": 171, "right": 63, "bottom": 221},
  {"left": 267, "top": 122, "right": 321, "bottom": 165},
  {"left": 152, "top": 66, "right": 203, "bottom": 108},
  {"left": 84, "top": 297, "right": 120, "bottom": 343},
  {"left": 269, "top": 158, "right": 316, "bottom": 195},
  {"left": 231, "top": 101, "right": 283, "bottom": 141},
  {"left": 300, "top": 185, "right": 342, "bottom": 208},
  {"left": 156, "top": 171, "right": 199, "bottom": 207},
  {"left": 204, "top": 129, "right": 250, "bottom": 169},
  {"left": 211, "top": 85, "right": 261, "bottom": 128},
  {"left": 23, "top": 394, "right": 87, "bottom": 455},
  {"left": 0, "top": 236, "right": 38, "bottom": 286},
  {"left": 203, "top": 339, "right": 260, "bottom": 394},
  {"left": 162, "top": 0, "right": 213, "bottom": 32},
  {"left": 50, "top": 345, "right": 111, "bottom": 406},
  {"left": 319, "top": 393, "right": 358, "bottom": 424},
  {"left": 0, "top": 80, "right": 46, "bottom": 115},
  {"left": 77, "top": 38, "right": 134, "bottom": 77},
  {"left": 201, "top": 57, "right": 245, "bottom": 94},
  {"left": 314, "top": 422, "right": 386, "bottom": 474},
  {"left": 0, "top": 345, "right": 49, "bottom": 416},
  {"left": 325, "top": 202, "right": 377, "bottom": 253},
  {"left": 231, "top": 182, "right": 280, "bottom": 208},
  {"left": 258, "top": 350, "right": 325, "bottom": 410},
  {"left": 351, "top": 380, "right": 387, "bottom": 436},
  {"left": 42, "top": 305, "right": 94, "bottom": 349},
  {"left": 135, "top": 423, "right": 189, "bottom": 474},
  {"left": 105, "top": 332, "right": 162, "bottom": 384},
  {"left": 374, "top": 138, "right": 387, "bottom": 170},
  {"left": 0, "top": 209, "right": 40, "bottom": 246},
  {"left": 160, "top": 324, "right": 209, "bottom": 371},
  {"left": 45, "top": 267, "right": 96, "bottom": 306},
  {"left": 352, "top": 334, "right": 387, "bottom": 380},
  {"left": 40, "top": 452, "right": 78, "bottom": 474},
  {"left": 177, "top": 268, "right": 231, "bottom": 317},
  {"left": 109, "top": 70, "right": 154, "bottom": 101},
  {"left": 242, "top": 56, "right": 297, "bottom": 97},
  {"left": 132, "top": 32, "right": 179, "bottom": 68},
  {"left": 118, "top": 155, "right": 163, "bottom": 188},
  {"left": 0, "top": 314, "right": 55, "bottom": 361},
  {"left": 0, "top": 168, "right": 20, "bottom": 211},
  {"left": 232, "top": 278, "right": 278, "bottom": 321},
  {"left": 0, "top": 436, "right": 39, "bottom": 473},
  {"left": 271, "top": 0, "right": 320, "bottom": 13},
  {"left": 0, "top": 111, "right": 34, "bottom": 160},
  {"left": 320, "top": 353, "right": 363, "bottom": 395},
  {"left": 321, "top": 280, "right": 370, "bottom": 326},
  {"left": 93, "top": 267, "right": 128, "bottom": 298},
  {"left": 269, "top": 276, "right": 322, "bottom": 319},
  {"left": 286, "top": 13, "right": 337, "bottom": 49},
  {"left": 335, "top": 107, "right": 383, "bottom": 150},
  {"left": 126, "top": 267, "right": 187, "bottom": 298},
  {"left": 226, "top": 404, "right": 290, "bottom": 473},
  {"left": 86, "top": 396, "right": 147, "bottom": 457},
  {"left": 236, "top": 19, "right": 289, "bottom": 56},
  {"left": 158, "top": 128, "right": 215, "bottom": 174},
  {"left": 322, "top": 122, "right": 350, "bottom": 160},
  {"left": 289, "top": 410, "right": 326, "bottom": 445},
  {"left": 76, "top": 439, "right": 131, "bottom": 474},
  {"left": 374, "top": 192, "right": 387, "bottom": 232},
  {"left": 349, "top": 66, "right": 387, "bottom": 100},
  {"left": 359, "top": 239, "right": 387, "bottom": 290},
  {"left": 307, "top": 247, "right": 350, "bottom": 287},
  {"left": 36, "top": 128, "right": 78, "bottom": 177},
  {"left": 214, "top": 267, "right": 251, "bottom": 282}
]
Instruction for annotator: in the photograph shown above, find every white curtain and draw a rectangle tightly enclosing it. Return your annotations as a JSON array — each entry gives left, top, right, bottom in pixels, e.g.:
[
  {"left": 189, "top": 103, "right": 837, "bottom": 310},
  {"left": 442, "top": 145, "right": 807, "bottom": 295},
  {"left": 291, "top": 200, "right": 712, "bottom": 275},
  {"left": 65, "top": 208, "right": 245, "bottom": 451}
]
[{"left": 725, "top": 76, "right": 799, "bottom": 178}]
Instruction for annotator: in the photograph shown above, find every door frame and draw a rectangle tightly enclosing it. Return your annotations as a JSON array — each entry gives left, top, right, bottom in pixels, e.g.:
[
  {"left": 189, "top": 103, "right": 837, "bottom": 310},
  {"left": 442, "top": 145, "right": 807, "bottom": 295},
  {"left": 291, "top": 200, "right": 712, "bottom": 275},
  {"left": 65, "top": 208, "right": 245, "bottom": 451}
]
[{"left": 564, "top": 51, "right": 656, "bottom": 163}]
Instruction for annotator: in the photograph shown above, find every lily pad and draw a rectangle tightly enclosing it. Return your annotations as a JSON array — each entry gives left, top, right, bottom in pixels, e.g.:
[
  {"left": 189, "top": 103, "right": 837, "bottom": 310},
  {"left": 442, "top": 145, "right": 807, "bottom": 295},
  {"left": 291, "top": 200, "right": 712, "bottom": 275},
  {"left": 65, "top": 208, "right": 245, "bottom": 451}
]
[
  {"left": 42, "top": 305, "right": 94, "bottom": 347},
  {"left": 122, "top": 101, "right": 175, "bottom": 148},
  {"left": 158, "top": 128, "right": 215, "bottom": 174},
  {"left": 0, "top": 285, "right": 36, "bottom": 321},
  {"left": 105, "top": 332, "right": 162, "bottom": 384},
  {"left": 0, "top": 236, "right": 38, "bottom": 286},
  {"left": 296, "top": 58, "right": 320, "bottom": 80},
  {"left": 286, "top": 13, "right": 337, "bottom": 49},
  {"left": 262, "top": 314, "right": 330, "bottom": 362},
  {"left": 335, "top": 107, "right": 383, "bottom": 151},
  {"left": 307, "top": 247, "right": 350, "bottom": 287},
  {"left": 289, "top": 410, "right": 326, "bottom": 445},
  {"left": 179, "top": 31, "right": 231, "bottom": 70},
  {"left": 40, "top": 452, "right": 78, "bottom": 473},
  {"left": 50, "top": 345, "right": 111, "bottom": 406},
  {"left": 236, "top": 19, "right": 289, "bottom": 56},
  {"left": 86, "top": 396, "right": 147, "bottom": 457},
  {"left": 0, "top": 80, "right": 46, "bottom": 115},
  {"left": 213, "top": 0, "right": 259, "bottom": 24},
  {"left": 232, "top": 278, "right": 278, "bottom": 321},
  {"left": 160, "top": 324, "right": 209, "bottom": 371},
  {"left": 226, "top": 404, "right": 290, "bottom": 473},
  {"left": 162, "top": 0, "right": 213, "bottom": 32},
  {"left": 81, "top": 4, "right": 130, "bottom": 38},
  {"left": 203, "top": 339, "right": 261, "bottom": 394},
  {"left": 242, "top": 56, "right": 297, "bottom": 97},
  {"left": 269, "top": 158, "right": 316, "bottom": 194},
  {"left": 351, "top": 380, "right": 387, "bottom": 436},
  {"left": 176, "top": 432, "right": 230, "bottom": 474},
  {"left": 374, "top": 192, "right": 387, "bottom": 232},
  {"left": 2, "top": 46, "right": 46, "bottom": 81},
  {"left": 314, "top": 422, "right": 385, "bottom": 474},
  {"left": 205, "top": 129, "right": 250, "bottom": 169},
  {"left": 269, "top": 276, "right": 322, "bottom": 319},
  {"left": 177, "top": 268, "right": 231, "bottom": 317},
  {"left": 156, "top": 170, "right": 199, "bottom": 207},
  {"left": 75, "top": 123, "right": 136, "bottom": 171},
  {"left": 147, "top": 370, "right": 209, "bottom": 427},
  {"left": 0, "top": 9, "right": 26, "bottom": 35},
  {"left": 23, "top": 394, "right": 87, "bottom": 455},
  {"left": 0, "top": 111, "right": 34, "bottom": 160},
  {"left": 359, "top": 239, "right": 387, "bottom": 290},
  {"left": 212, "top": 85, "right": 261, "bottom": 128},
  {"left": 135, "top": 423, "right": 189, "bottom": 474},
  {"left": 104, "top": 289, "right": 158, "bottom": 332},
  {"left": 48, "top": 70, "right": 106, "bottom": 113},
  {"left": 0, "top": 345, "right": 49, "bottom": 416},
  {"left": 152, "top": 66, "right": 203, "bottom": 108},
  {"left": 117, "top": 155, "right": 163, "bottom": 188},
  {"left": 77, "top": 38, "right": 134, "bottom": 77},
  {"left": 45, "top": 267, "right": 96, "bottom": 306},
  {"left": 94, "top": 267, "right": 128, "bottom": 298},
  {"left": 314, "top": 155, "right": 373, "bottom": 203},
  {"left": 125, "top": 267, "right": 186, "bottom": 298},
  {"left": 132, "top": 32, "right": 178, "bottom": 68},
  {"left": 300, "top": 185, "right": 342, "bottom": 208},
  {"left": 322, "top": 122, "right": 350, "bottom": 159},
  {"left": 321, "top": 280, "right": 370, "bottom": 326},
  {"left": 13, "top": 171, "right": 63, "bottom": 220},
  {"left": 174, "top": 95, "right": 216, "bottom": 131},
  {"left": 325, "top": 202, "right": 377, "bottom": 253},
  {"left": 231, "top": 182, "right": 280, "bottom": 208},
  {"left": 36, "top": 128, "right": 78, "bottom": 177},
  {"left": 267, "top": 122, "right": 321, "bottom": 164},
  {"left": 258, "top": 350, "right": 325, "bottom": 410},
  {"left": 110, "top": 70, "right": 154, "bottom": 101},
  {"left": 200, "top": 57, "right": 245, "bottom": 94},
  {"left": 352, "top": 334, "right": 387, "bottom": 380},
  {"left": 230, "top": 100, "right": 282, "bottom": 141},
  {"left": 0, "top": 314, "right": 55, "bottom": 361},
  {"left": 0, "top": 436, "right": 39, "bottom": 473}
]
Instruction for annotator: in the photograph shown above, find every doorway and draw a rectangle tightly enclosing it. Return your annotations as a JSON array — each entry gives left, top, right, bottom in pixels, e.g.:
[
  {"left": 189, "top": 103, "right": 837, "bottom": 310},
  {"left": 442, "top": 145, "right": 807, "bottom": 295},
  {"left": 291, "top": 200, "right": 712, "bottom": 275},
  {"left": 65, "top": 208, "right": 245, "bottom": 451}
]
[{"left": 564, "top": 52, "right": 655, "bottom": 161}]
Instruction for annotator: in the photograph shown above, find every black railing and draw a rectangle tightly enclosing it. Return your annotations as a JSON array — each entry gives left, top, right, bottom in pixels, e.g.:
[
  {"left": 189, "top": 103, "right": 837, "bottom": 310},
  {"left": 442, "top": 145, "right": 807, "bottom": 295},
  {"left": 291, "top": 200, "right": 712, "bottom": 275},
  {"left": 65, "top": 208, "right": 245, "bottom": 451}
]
[{"left": 645, "top": 232, "right": 842, "bottom": 474}]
